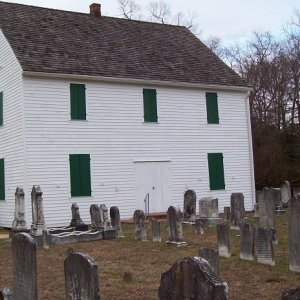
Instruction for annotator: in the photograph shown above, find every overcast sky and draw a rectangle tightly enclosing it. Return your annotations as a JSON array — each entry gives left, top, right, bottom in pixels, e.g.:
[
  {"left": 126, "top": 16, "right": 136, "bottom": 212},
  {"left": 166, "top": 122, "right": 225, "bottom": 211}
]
[{"left": 6, "top": 0, "right": 300, "bottom": 44}]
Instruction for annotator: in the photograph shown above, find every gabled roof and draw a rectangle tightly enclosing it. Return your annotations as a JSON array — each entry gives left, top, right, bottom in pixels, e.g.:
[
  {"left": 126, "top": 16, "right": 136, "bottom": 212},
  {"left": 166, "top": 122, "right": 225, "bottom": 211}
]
[{"left": 0, "top": 1, "right": 248, "bottom": 88}]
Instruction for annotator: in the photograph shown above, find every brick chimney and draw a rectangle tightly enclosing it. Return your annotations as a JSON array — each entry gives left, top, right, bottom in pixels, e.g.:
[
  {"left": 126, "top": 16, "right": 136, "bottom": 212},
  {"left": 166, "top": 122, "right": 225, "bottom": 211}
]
[{"left": 90, "top": 3, "right": 101, "bottom": 18}]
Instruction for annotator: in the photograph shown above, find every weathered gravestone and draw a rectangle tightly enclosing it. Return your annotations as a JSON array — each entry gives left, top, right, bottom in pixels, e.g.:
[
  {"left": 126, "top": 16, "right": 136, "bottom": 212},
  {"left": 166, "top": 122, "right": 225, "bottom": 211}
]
[
  {"left": 151, "top": 219, "right": 161, "bottom": 242},
  {"left": 31, "top": 185, "right": 46, "bottom": 235},
  {"left": 0, "top": 288, "right": 13, "bottom": 300},
  {"left": 110, "top": 206, "right": 123, "bottom": 237},
  {"left": 271, "top": 187, "right": 285, "bottom": 216},
  {"left": 99, "top": 204, "right": 112, "bottom": 229},
  {"left": 282, "top": 287, "right": 300, "bottom": 300},
  {"left": 259, "top": 187, "right": 277, "bottom": 243},
  {"left": 133, "top": 210, "right": 147, "bottom": 241},
  {"left": 217, "top": 223, "right": 230, "bottom": 258},
  {"left": 253, "top": 203, "right": 259, "bottom": 218},
  {"left": 199, "top": 247, "right": 219, "bottom": 275},
  {"left": 256, "top": 227, "right": 275, "bottom": 266},
  {"left": 64, "top": 252, "right": 100, "bottom": 300},
  {"left": 230, "top": 193, "right": 245, "bottom": 230},
  {"left": 288, "top": 194, "right": 300, "bottom": 272},
  {"left": 240, "top": 223, "right": 254, "bottom": 261},
  {"left": 12, "top": 187, "right": 28, "bottom": 233},
  {"left": 70, "top": 202, "right": 88, "bottom": 231},
  {"left": 12, "top": 233, "right": 38, "bottom": 300},
  {"left": 158, "top": 257, "right": 228, "bottom": 300},
  {"left": 223, "top": 207, "right": 230, "bottom": 223},
  {"left": 166, "top": 206, "right": 187, "bottom": 247},
  {"left": 194, "top": 218, "right": 204, "bottom": 234},
  {"left": 199, "top": 197, "right": 222, "bottom": 226},
  {"left": 90, "top": 204, "right": 102, "bottom": 230},
  {"left": 281, "top": 181, "right": 291, "bottom": 207},
  {"left": 183, "top": 190, "right": 197, "bottom": 223}
]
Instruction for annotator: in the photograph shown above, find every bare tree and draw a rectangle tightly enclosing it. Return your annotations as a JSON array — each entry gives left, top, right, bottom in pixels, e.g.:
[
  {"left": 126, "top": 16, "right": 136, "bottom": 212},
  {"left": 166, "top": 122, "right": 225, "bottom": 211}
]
[
  {"left": 118, "top": 0, "right": 142, "bottom": 20},
  {"left": 148, "top": 1, "right": 171, "bottom": 24}
]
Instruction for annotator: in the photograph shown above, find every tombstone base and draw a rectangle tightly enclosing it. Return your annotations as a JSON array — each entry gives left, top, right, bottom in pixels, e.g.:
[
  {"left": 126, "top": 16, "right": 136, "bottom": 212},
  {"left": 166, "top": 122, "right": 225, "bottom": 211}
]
[
  {"left": 166, "top": 241, "right": 187, "bottom": 247},
  {"left": 240, "top": 254, "right": 254, "bottom": 261},
  {"left": 219, "top": 246, "right": 231, "bottom": 258},
  {"left": 289, "top": 265, "right": 300, "bottom": 273},
  {"left": 31, "top": 224, "right": 47, "bottom": 236},
  {"left": 182, "top": 221, "right": 195, "bottom": 225},
  {"left": 230, "top": 225, "right": 241, "bottom": 230},
  {"left": 198, "top": 217, "right": 222, "bottom": 227},
  {"left": 257, "top": 258, "right": 275, "bottom": 266},
  {"left": 103, "top": 228, "right": 117, "bottom": 240},
  {"left": 274, "top": 209, "right": 285, "bottom": 216}
]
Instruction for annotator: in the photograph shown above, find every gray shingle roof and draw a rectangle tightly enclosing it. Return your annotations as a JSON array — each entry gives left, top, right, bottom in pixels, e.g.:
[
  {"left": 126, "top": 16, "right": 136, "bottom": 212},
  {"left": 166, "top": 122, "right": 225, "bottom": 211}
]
[{"left": 0, "top": 1, "right": 248, "bottom": 87}]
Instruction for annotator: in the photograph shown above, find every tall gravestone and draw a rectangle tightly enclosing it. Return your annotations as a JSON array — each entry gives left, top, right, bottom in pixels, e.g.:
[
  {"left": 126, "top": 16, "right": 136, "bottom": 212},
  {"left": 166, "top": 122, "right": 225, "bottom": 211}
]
[
  {"left": 281, "top": 181, "right": 291, "bottom": 207},
  {"left": 183, "top": 190, "right": 196, "bottom": 223},
  {"left": 31, "top": 185, "right": 46, "bottom": 235},
  {"left": 230, "top": 193, "right": 245, "bottom": 230},
  {"left": 110, "top": 206, "right": 123, "bottom": 237},
  {"left": 64, "top": 252, "right": 100, "bottom": 300},
  {"left": 288, "top": 194, "right": 300, "bottom": 272},
  {"left": 259, "top": 187, "right": 277, "bottom": 243},
  {"left": 159, "top": 257, "right": 228, "bottom": 300},
  {"left": 12, "top": 233, "right": 38, "bottom": 300},
  {"left": 12, "top": 187, "right": 28, "bottom": 232},
  {"left": 223, "top": 207, "right": 230, "bottom": 223},
  {"left": 199, "top": 247, "right": 219, "bottom": 275},
  {"left": 99, "top": 204, "right": 112, "bottom": 229},
  {"left": 256, "top": 227, "right": 275, "bottom": 266},
  {"left": 133, "top": 210, "right": 147, "bottom": 241},
  {"left": 70, "top": 203, "right": 88, "bottom": 231},
  {"left": 217, "top": 223, "right": 231, "bottom": 258},
  {"left": 90, "top": 204, "right": 102, "bottom": 230},
  {"left": 151, "top": 219, "right": 161, "bottom": 242},
  {"left": 240, "top": 223, "right": 255, "bottom": 261},
  {"left": 271, "top": 187, "right": 285, "bottom": 215},
  {"left": 166, "top": 206, "right": 187, "bottom": 246}
]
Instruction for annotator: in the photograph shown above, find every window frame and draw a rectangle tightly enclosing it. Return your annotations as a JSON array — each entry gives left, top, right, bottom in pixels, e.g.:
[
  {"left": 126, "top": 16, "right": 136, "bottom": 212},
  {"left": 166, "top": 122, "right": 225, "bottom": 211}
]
[
  {"left": 207, "top": 153, "right": 225, "bottom": 190},
  {"left": 0, "top": 158, "right": 5, "bottom": 200},
  {"left": 143, "top": 88, "right": 158, "bottom": 123},
  {"left": 70, "top": 83, "right": 87, "bottom": 120},
  {"left": 206, "top": 92, "right": 219, "bottom": 124}
]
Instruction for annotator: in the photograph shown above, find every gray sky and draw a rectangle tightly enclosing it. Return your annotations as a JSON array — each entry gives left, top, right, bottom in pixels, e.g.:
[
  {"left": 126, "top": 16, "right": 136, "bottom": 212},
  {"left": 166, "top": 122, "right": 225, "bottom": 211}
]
[{"left": 5, "top": 0, "right": 300, "bottom": 44}]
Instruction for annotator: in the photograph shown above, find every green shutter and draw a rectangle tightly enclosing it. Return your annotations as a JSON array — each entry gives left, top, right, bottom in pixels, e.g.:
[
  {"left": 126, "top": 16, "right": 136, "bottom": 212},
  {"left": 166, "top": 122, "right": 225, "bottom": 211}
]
[
  {"left": 69, "top": 154, "right": 91, "bottom": 197},
  {"left": 206, "top": 92, "right": 219, "bottom": 124},
  {"left": 0, "top": 92, "right": 3, "bottom": 126},
  {"left": 0, "top": 159, "right": 5, "bottom": 200},
  {"left": 70, "top": 84, "right": 86, "bottom": 120},
  {"left": 79, "top": 154, "right": 91, "bottom": 196},
  {"left": 208, "top": 153, "right": 225, "bottom": 190},
  {"left": 143, "top": 89, "right": 157, "bottom": 122}
]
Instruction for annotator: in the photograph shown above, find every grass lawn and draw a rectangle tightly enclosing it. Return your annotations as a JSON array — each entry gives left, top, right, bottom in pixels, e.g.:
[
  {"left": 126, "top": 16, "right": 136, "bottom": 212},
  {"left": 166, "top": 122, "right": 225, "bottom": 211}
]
[{"left": 0, "top": 212, "right": 299, "bottom": 299}]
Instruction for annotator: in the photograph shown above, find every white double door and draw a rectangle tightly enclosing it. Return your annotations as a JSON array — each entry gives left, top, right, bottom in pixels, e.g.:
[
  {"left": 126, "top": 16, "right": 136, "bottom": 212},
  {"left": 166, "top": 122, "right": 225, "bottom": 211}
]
[{"left": 135, "top": 161, "right": 171, "bottom": 213}]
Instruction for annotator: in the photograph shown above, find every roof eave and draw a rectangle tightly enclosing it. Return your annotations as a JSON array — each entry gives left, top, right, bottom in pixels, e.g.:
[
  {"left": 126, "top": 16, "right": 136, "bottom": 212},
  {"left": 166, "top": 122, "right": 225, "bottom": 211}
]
[{"left": 22, "top": 71, "right": 252, "bottom": 92}]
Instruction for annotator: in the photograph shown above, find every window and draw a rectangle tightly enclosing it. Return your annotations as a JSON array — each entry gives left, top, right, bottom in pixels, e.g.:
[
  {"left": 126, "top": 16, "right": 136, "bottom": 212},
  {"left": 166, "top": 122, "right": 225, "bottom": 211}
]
[
  {"left": 0, "top": 158, "right": 5, "bottom": 200},
  {"left": 206, "top": 92, "right": 219, "bottom": 124},
  {"left": 207, "top": 153, "right": 225, "bottom": 190},
  {"left": 70, "top": 84, "right": 86, "bottom": 120},
  {"left": 143, "top": 88, "right": 157, "bottom": 122},
  {"left": 69, "top": 154, "right": 91, "bottom": 197},
  {"left": 0, "top": 92, "right": 3, "bottom": 126}
]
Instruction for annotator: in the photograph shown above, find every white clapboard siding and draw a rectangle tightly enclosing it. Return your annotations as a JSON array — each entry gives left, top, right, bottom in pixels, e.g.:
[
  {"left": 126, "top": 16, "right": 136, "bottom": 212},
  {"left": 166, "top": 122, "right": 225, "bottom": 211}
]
[
  {"left": 0, "top": 31, "right": 25, "bottom": 227},
  {"left": 20, "top": 77, "right": 254, "bottom": 227}
]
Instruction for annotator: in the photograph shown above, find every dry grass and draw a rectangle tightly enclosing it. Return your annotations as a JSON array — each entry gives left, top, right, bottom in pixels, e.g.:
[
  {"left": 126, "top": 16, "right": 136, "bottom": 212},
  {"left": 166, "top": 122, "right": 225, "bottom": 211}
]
[{"left": 0, "top": 212, "right": 299, "bottom": 299}]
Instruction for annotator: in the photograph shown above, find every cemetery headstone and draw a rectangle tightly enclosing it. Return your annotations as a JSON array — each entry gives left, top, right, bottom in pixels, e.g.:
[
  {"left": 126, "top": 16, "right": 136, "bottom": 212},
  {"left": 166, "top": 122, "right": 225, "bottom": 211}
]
[
  {"left": 158, "top": 256, "right": 228, "bottom": 300},
  {"left": 271, "top": 187, "right": 285, "bottom": 215},
  {"left": 281, "top": 181, "right": 291, "bottom": 207},
  {"left": 166, "top": 206, "right": 187, "bottom": 247},
  {"left": 151, "top": 219, "right": 161, "bottom": 242},
  {"left": 0, "top": 288, "right": 13, "bottom": 300},
  {"left": 198, "top": 197, "right": 222, "bottom": 226},
  {"left": 256, "top": 227, "right": 275, "bottom": 266},
  {"left": 12, "top": 187, "right": 28, "bottom": 232},
  {"left": 288, "top": 194, "right": 300, "bottom": 272},
  {"left": 253, "top": 203, "right": 259, "bottom": 218},
  {"left": 240, "top": 223, "right": 254, "bottom": 261},
  {"left": 64, "top": 252, "right": 100, "bottom": 300},
  {"left": 12, "top": 233, "right": 38, "bottom": 300},
  {"left": 70, "top": 203, "right": 88, "bottom": 231},
  {"left": 282, "top": 287, "right": 300, "bottom": 300},
  {"left": 31, "top": 185, "right": 46, "bottom": 235},
  {"left": 217, "top": 223, "right": 231, "bottom": 258},
  {"left": 230, "top": 193, "right": 245, "bottom": 230},
  {"left": 183, "top": 190, "right": 196, "bottom": 223},
  {"left": 133, "top": 210, "right": 147, "bottom": 241},
  {"left": 99, "top": 204, "right": 112, "bottom": 229},
  {"left": 199, "top": 247, "right": 219, "bottom": 275},
  {"left": 194, "top": 218, "right": 204, "bottom": 234},
  {"left": 110, "top": 206, "right": 123, "bottom": 237},
  {"left": 90, "top": 204, "right": 102, "bottom": 230},
  {"left": 223, "top": 206, "right": 230, "bottom": 223},
  {"left": 293, "top": 187, "right": 300, "bottom": 197},
  {"left": 42, "top": 229, "right": 49, "bottom": 250}
]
